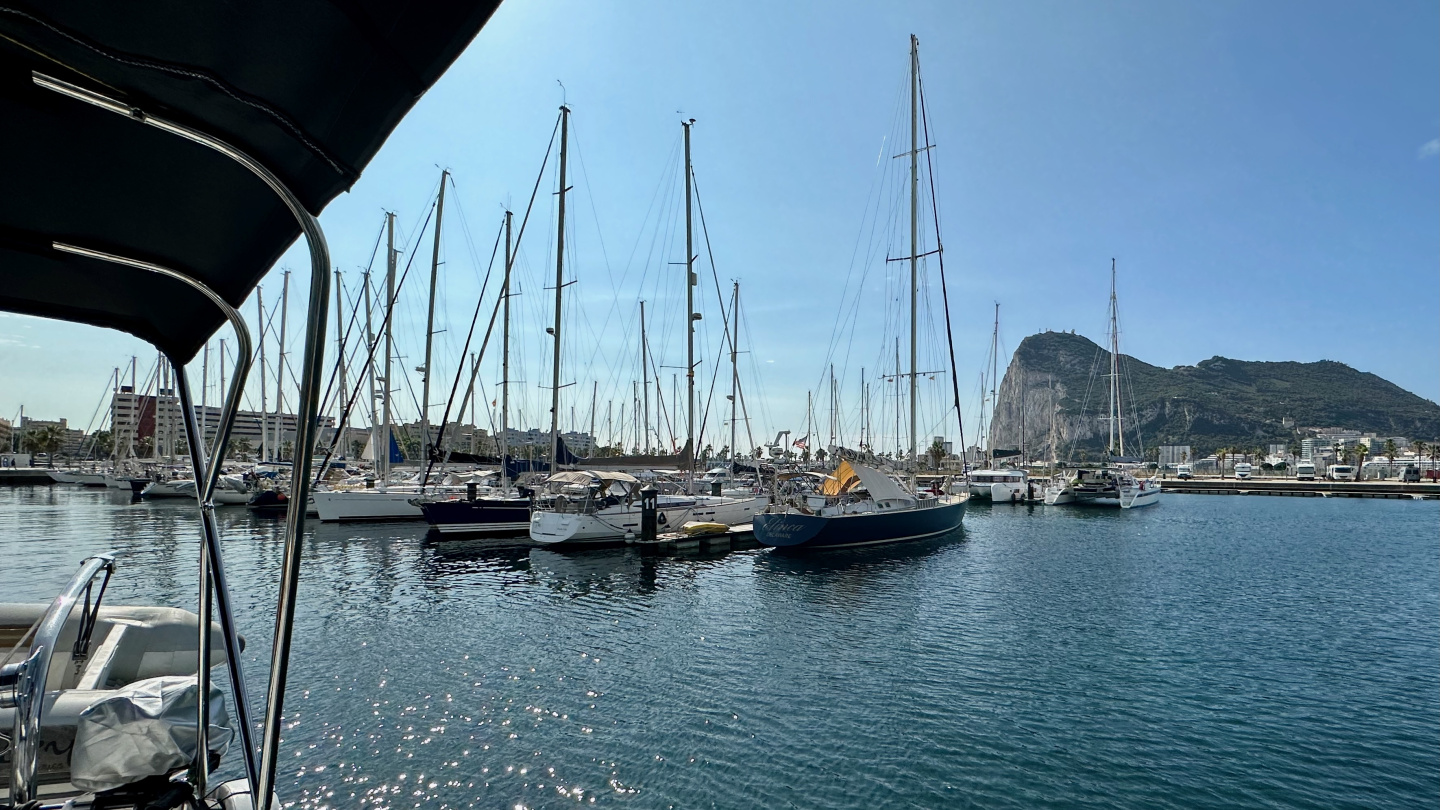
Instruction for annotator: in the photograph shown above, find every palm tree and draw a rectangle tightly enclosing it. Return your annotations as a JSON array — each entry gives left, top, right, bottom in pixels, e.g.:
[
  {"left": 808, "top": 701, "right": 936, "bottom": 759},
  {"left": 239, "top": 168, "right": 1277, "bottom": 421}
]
[
  {"left": 1382, "top": 439, "right": 1398, "bottom": 478},
  {"left": 929, "top": 437, "right": 946, "bottom": 471},
  {"left": 1352, "top": 443, "right": 1369, "bottom": 478},
  {"left": 230, "top": 436, "right": 253, "bottom": 460},
  {"left": 1413, "top": 440, "right": 1429, "bottom": 474},
  {"left": 20, "top": 425, "right": 64, "bottom": 466},
  {"left": 1217, "top": 447, "right": 1229, "bottom": 479}
]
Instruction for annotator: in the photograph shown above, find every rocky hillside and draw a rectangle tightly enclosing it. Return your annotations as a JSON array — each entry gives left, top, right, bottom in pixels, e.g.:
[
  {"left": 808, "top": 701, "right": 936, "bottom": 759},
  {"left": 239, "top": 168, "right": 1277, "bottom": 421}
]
[{"left": 988, "top": 331, "right": 1440, "bottom": 460}]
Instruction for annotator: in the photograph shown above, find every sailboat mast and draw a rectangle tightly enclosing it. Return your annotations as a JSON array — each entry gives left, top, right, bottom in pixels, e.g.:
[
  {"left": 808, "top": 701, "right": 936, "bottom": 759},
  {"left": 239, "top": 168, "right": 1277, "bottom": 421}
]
[
  {"left": 363, "top": 271, "right": 380, "bottom": 475},
  {"left": 549, "top": 106, "right": 570, "bottom": 470},
  {"left": 1049, "top": 375, "right": 1057, "bottom": 466},
  {"left": 860, "top": 367, "right": 866, "bottom": 450},
  {"left": 683, "top": 119, "right": 696, "bottom": 483},
  {"left": 829, "top": 365, "right": 836, "bottom": 453},
  {"left": 382, "top": 213, "right": 396, "bottom": 483},
  {"left": 640, "top": 300, "right": 649, "bottom": 452},
  {"left": 989, "top": 303, "right": 998, "bottom": 466},
  {"left": 201, "top": 341, "right": 209, "bottom": 446},
  {"left": 217, "top": 341, "right": 226, "bottom": 459},
  {"left": 895, "top": 339, "right": 902, "bottom": 460},
  {"left": 277, "top": 270, "right": 289, "bottom": 459},
  {"left": 257, "top": 287, "right": 268, "bottom": 462},
  {"left": 335, "top": 270, "right": 347, "bottom": 457},
  {"left": 422, "top": 170, "right": 448, "bottom": 482},
  {"left": 730, "top": 281, "right": 739, "bottom": 463},
  {"left": 908, "top": 33, "right": 920, "bottom": 480},
  {"left": 805, "top": 390, "right": 811, "bottom": 462},
  {"left": 501, "top": 209, "right": 512, "bottom": 483},
  {"left": 1109, "top": 258, "right": 1118, "bottom": 458}
]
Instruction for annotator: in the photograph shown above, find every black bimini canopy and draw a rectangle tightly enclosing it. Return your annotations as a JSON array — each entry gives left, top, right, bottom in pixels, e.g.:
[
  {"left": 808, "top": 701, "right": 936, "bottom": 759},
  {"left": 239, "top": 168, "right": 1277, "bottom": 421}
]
[{"left": 0, "top": 1, "right": 502, "bottom": 362}]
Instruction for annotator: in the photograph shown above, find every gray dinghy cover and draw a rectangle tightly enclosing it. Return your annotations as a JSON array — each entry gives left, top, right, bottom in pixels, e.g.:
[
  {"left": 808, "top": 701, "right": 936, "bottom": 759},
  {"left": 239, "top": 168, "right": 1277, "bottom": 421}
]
[{"left": 70, "top": 676, "right": 234, "bottom": 793}]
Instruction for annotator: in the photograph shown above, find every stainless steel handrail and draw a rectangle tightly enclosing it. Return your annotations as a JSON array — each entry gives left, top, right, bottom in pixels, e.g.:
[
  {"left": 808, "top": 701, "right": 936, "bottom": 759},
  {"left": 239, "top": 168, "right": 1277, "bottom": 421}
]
[{"left": 0, "top": 554, "right": 115, "bottom": 806}]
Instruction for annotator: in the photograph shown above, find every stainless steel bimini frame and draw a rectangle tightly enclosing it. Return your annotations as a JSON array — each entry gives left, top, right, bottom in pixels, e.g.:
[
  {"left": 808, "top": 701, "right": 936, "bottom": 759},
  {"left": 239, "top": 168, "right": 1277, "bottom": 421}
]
[
  {"left": 35, "top": 71, "right": 333, "bottom": 808},
  {"left": 51, "top": 242, "right": 260, "bottom": 797},
  {"left": 0, "top": 555, "right": 115, "bottom": 805}
]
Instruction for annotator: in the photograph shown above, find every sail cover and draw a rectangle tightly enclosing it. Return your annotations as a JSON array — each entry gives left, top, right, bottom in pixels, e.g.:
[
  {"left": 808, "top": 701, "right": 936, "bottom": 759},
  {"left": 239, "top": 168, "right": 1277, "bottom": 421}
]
[
  {"left": 850, "top": 462, "right": 911, "bottom": 502},
  {"left": 0, "top": 1, "right": 503, "bottom": 361}
]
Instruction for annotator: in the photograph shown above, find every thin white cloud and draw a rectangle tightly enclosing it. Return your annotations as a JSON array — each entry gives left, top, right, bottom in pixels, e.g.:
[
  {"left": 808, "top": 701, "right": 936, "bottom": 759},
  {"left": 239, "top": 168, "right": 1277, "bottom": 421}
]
[{"left": 1420, "top": 138, "right": 1440, "bottom": 158}]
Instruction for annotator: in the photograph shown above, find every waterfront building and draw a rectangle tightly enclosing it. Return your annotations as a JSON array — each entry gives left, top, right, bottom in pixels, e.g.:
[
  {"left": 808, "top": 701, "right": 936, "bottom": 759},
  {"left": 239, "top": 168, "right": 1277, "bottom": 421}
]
[
  {"left": 111, "top": 388, "right": 332, "bottom": 459},
  {"left": 1159, "top": 445, "right": 1193, "bottom": 467},
  {"left": 0, "top": 416, "right": 10, "bottom": 453}
]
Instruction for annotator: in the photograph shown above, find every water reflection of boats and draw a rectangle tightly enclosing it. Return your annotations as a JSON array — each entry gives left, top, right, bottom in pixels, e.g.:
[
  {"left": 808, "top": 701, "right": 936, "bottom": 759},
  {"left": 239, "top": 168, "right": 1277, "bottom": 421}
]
[
  {"left": 757, "top": 529, "right": 963, "bottom": 573},
  {"left": 528, "top": 548, "right": 660, "bottom": 597},
  {"left": 418, "top": 537, "right": 536, "bottom": 582}
]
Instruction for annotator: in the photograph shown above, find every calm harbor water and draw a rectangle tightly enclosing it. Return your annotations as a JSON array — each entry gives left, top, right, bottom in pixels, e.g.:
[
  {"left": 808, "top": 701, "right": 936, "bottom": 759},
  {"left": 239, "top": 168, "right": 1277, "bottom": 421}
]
[{"left": 2, "top": 486, "right": 1436, "bottom": 809}]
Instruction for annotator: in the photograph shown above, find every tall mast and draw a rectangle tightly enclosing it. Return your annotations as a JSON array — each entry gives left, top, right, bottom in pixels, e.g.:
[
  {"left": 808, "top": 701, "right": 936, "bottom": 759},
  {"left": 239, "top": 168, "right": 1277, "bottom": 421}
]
[
  {"left": 860, "top": 368, "right": 867, "bottom": 451},
  {"left": 127, "top": 356, "right": 137, "bottom": 460},
  {"left": 829, "top": 365, "right": 836, "bottom": 453},
  {"left": 729, "top": 282, "right": 739, "bottom": 463},
  {"left": 989, "top": 302, "right": 999, "bottom": 466},
  {"left": 382, "top": 213, "right": 396, "bottom": 483},
  {"left": 422, "top": 170, "right": 449, "bottom": 482},
  {"left": 589, "top": 381, "right": 597, "bottom": 450},
  {"left": 257, "top": 287, "right": 268, "bottom": 462},
  {"left": 501, "top": 209, "right": 513, "bottom": 484},
  {"left": 895, "top": 339, "right": 902, "bottom": 460},
  {"left": 335, "top": 270, "right": 347, "bottom": 457},
  {"left": 683, "top": 119, "right": 697, "bottom": 483},
  {"left": 549, "top": 106, "right": 570, "bottom": 470},
  {"left": 1049, "top": 374, "right": 1057, "bottom": 466},
  {"left": 217, "top": 341, "right": 226, "bottom": 459},
  {"left": 1020, "top": 386, "right": 1027, "bottom": 467},
  {"left": 276, "top": 270, "right": 290, "bottom": 459},
  {"left": 908, "top": 34, "right": 920, "bottom": 483},
  {"left": 640, "top": 300, "right": 649, "bottom": 452},
  {"left": 470, "top": 353, "right": 479, "bottom": 451},
  {"left": 363, "top": 270, "right": 380, "bottom": 477},
  {"left": 200, "top": 341, "right": 209, "bottom": 447},
  {"left": 1109, "top": 258, "right": 1119, "bottom": 458},
  {"left": 805, "top": 390, "right": 812, "bottom": 463}
]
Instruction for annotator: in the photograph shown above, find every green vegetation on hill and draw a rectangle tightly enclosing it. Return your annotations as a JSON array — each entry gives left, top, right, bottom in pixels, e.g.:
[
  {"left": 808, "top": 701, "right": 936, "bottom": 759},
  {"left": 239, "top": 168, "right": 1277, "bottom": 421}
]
[{"left": 1008, "top": 331, "right": 1440, "bottom": 456}]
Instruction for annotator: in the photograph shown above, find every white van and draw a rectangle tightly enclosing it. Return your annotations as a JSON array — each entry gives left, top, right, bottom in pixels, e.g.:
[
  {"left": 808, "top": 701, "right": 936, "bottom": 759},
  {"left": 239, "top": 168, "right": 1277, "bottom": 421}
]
[
  {"left": 1295, "top": 461, "right": 1316, "bottom": 481},
  {"left": 1328, "top": 464, "right": 1356, "bottom": 481},
  {"left": 1233, "top": 462, "right": 1253, "bottom": 479},
  {"left": 1175, "top": 463, "right": 1193, "bottom": 480}
]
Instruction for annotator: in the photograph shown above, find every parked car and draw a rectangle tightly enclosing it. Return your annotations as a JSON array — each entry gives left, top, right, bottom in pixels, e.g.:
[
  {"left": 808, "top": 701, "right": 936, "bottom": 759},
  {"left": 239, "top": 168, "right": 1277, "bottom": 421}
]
[
  {"left": 1400, "top": 465, "right": 1421, "bottom": 483},
  {"left": 1176, "top": 463, "right": 1193, "bottom": 480},
  {"left": 1328, "top": 464, "right": 1357, "bottom": 481}
]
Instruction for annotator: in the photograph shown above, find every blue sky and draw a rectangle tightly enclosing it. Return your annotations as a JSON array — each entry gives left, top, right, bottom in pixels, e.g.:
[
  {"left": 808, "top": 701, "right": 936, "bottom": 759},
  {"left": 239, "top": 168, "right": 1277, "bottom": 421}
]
[{"left": 3, "top": 0, "right": 1436, "bottom": 448}]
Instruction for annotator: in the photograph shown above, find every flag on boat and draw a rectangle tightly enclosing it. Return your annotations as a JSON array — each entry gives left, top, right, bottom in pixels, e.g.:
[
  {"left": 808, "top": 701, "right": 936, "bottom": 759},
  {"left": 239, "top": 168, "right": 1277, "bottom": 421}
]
[{"left": 793, "top": 436, "right": 808, "bottom": 448}]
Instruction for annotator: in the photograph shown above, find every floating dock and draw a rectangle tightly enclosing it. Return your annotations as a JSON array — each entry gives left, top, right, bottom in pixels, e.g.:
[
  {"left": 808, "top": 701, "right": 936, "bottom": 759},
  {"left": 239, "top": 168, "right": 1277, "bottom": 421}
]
[
  {"left": 0, "top": 468, "right": 55, "bottom": 485},
  {"left": 1160, "top": 478, "right": 1439, "bottom": 500},
  {"left": 631, "top": 523, "right": 761, "bottom": 556}
]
